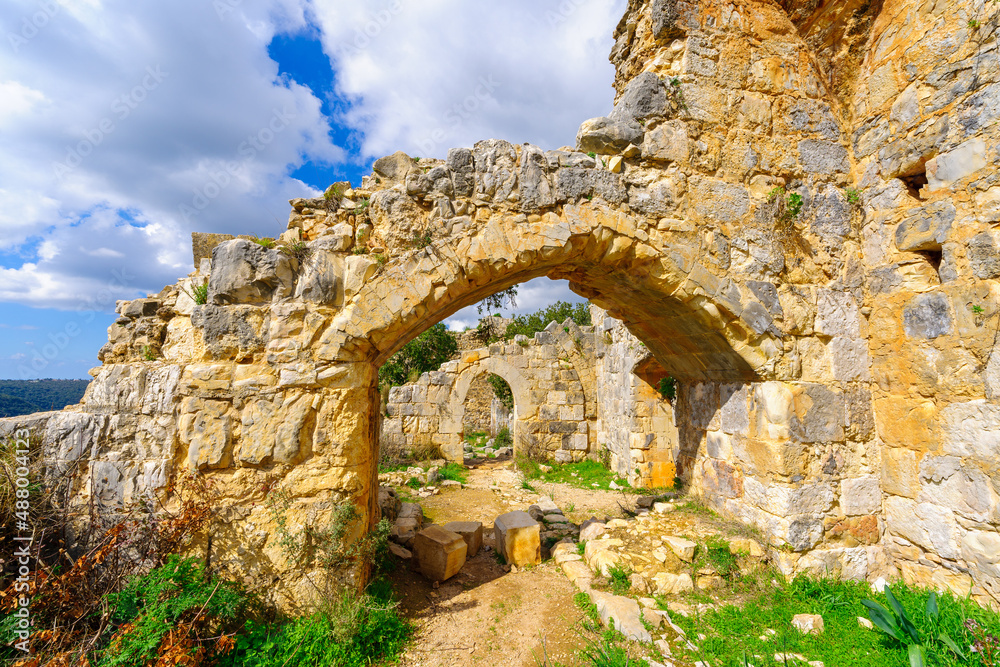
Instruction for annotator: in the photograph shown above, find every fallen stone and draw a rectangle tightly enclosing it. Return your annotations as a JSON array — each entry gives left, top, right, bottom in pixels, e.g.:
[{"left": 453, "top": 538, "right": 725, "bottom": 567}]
[
  {"left": 729, "top": 537, "right": 765, "bottom": 558},
  {"left": 653, "top": 502, "right": 674, "bottom": 513},
  {"left": 444, "top": 521, "right": 484, "bottom": 557},
  {"left": 440, "top": 479, "right": 462, "bottom": 488},
  {"left": 494, "top": 511, "right": 541, "bottom": 566},
  {"left": 654, "top": 572, "right": 695, "bottom": 595},
  {"left": 591, "top": 590, "right": 653, "bottom": 642},
  {"left": 665, "top": 536, "right": 697, "bottom": 562},
  {"left": 631, "top": 572, "right": 651, "bottom": 593},
  {"left": 413, "top": 525, "right": 467, "bottom": 582},
  {"left": 858, "top": 616, "right": 874, "bottom": 629},
  {"left": 388, "top": 543, "right": 412, "bottom": 560},
  {"left": 580, "top": 519, "right": 607, "bottom": 541},
  {"left": 643, "top": 606, "right": 669, "bottom": 628},
  {"left": 637, "top": 495, "right": 656, "bottom": 509},
  {"left": 544, "top": 513, "right": 568, "bottom": 524},
  {"left": 791, "top": 613, "right": 825, "bottom": 635},
  {"left": 562, "top": 559, "right": 594, "bottom": 588},
  {"left": 537, "top": 496, "right": 560, "bottom": 513}
]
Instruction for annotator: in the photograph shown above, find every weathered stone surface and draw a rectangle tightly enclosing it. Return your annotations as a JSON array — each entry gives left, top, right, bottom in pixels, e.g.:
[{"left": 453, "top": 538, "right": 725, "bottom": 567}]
[
  {"left": 494, "top": 511, "right": 540, "bottom": 567},
  {"left": 208, "top": 239, "right": 294, "bottom": 305},
  {"left": 610, "top": 72, "right": 667, "bottom": 124},
  {"left": 664, "top": 536, "right": 697, "bottom": 562},
  {"left": 444, "top": 521, "right": 483, "bottom": 557},
  {"left": 895, "top": 202, "right": 955, "bottom": 252},
  {"left": 903, "top": 292, "right": 953, "bottom": 339},
  {"left": 792, "top": 614, "right": 825, "bottom": 635},
  {"left": 413, "top": 525, "right": 467, "bottom": 582},
  {"left": 576, "top": 117, "right": 644, "bottom": 154},
  {"left": 590, "top": 591, "right": 652, "bottom": 642}
]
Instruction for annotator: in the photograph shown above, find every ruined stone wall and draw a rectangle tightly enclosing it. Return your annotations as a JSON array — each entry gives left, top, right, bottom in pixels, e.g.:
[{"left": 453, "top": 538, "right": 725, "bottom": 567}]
[
  {"left": 845, "top": 0, "right": 1000, "bottom": 603},
  {"left": 4, "top": 0, "right": 999, "bottom": 608},
  {"left": 382, "top": 320, "right": 596, "bottom": 462},
  {"left": 591, "top": 305, "right": 680, "bottom": 489}
]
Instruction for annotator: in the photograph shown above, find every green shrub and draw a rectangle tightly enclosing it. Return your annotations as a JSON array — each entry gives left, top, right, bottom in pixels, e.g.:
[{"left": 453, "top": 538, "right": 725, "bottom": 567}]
[
  {"left": 658, "top": 377, "right": 676, "bottom": 401},
  {"left": 99, "top": 556, "right": 248, "bottom": 667},
  {"left": 438, "top": 462, "right": 468, "bottom": 484},
  {"left": 488, "top": 374, "right": 514, "bottom": 410},
  {"left": 191, "top": 281, "right": 209, "bottom": 305},
  {"left": 250, "top": 236, "right": 277, "bottom": 249},
  {"left": 218, "top": 580, "right": 411, "bottom": 667},
  {"left": 492, "top": 301, "right": 591, "bottom": 343},
  {"left": 495, "top": 426, "right": 513, "bottom": 449},
  {"left": 378, "top": 323, "right": 458, "bottom": 390},
  {"left": 607, "top": 564, "right": 632, "bottom": 596}
]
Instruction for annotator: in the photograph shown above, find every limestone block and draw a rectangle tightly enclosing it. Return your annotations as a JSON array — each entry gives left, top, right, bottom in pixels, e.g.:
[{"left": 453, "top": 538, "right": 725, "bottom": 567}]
[
  {"left": 926, "top": 138, "right": 987, "bottom": 191},
  {"left": 653, "top": 571, "right": 694, "bottom": 595},
  {"left": 579, "top": 520, "right": 606, "bottom": 541},
  {"left": 494, "top": 511, "right": 541, "bottom": 566},
  {"left": 444, "top": 521, "right": 483, "bottom": 557},
  {"left": 798, "top": 139, "right": 849, "bottom": 174},
  {"left": 590, "top": 591, "right": 652, "bottom": 642},
  {"left": 576, "top": 117, "right": 644, "bottom": 154},
  {"left": 792, "top": 614, "right": 825, "bottom": 635},
  {"left": 941, "top": 400, "right": 1000, "bottom": 461},
  {"left": 208, "top": 239, "right": 294, "bottom": 305},
  {"left": 643, "top": 119, "right": 689, "bottom": 163},
  {"left": 842, "top": 477, "right": 881, "bottom": 516},
  {"left": 903, "top": 292, "right": 952, "bottom": 340},
  {"left": 664, "top": 536, "right": 697, "bottom": 562},
  {"left": 413, "top": 525, "right": 467, "bottom": 582},
  {"left": 881, "top": 448, "right": 919, "bottom": 498},
  {"left": 895, "top": 202, "right": 955, "bottom": 252}
]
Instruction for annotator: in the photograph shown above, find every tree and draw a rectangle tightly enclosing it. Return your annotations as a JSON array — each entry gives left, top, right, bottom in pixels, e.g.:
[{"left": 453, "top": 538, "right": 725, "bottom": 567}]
[
  {"left": 492, "top": 301, "right": 591, "bottom": 343},
  {"left": 377, "top": 323, "right": 458, "bottom": 389}
]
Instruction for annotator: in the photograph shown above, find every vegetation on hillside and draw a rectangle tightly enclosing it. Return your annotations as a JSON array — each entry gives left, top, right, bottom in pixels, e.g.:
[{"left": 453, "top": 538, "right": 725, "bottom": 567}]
[
  {"left": 378, "top": 322, "right": 458, "bottom": 389},
  {"left": 485, "top": 301, "right": 591, "bottom": 343},
  {"left": 0, "top": 379, "right": 91, "bottom": 418}
]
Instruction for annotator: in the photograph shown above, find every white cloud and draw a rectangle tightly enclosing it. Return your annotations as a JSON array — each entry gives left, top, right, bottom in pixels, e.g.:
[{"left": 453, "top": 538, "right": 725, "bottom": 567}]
[
  {"left": 311, "top": 0, "right": 625, "bottom": 159},
  {"left": 443, "top": 277, "right": 586, "bottom": 331},
  {"left": 0, "top": 0, "right": 338, "bottom": 308},
  {"left": 0, "top": 0, "right": 623, "bottom": 314}
]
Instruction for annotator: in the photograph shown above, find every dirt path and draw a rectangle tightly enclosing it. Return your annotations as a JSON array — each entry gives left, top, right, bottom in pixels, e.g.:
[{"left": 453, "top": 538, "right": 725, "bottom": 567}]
[{"left": 388, "top": 460, "right": 632, "bottom": 667}]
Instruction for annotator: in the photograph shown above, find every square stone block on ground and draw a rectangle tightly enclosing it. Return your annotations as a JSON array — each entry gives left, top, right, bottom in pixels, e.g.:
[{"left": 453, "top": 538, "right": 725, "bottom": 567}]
[
  {"left": 494, "top": 510, "right": 541, "bottom": 566},
  {"left": 413, "top": 525, "right": 467, "bottom": 582},
  {"left": 444, "top": 520, "right": 484, "bottom": 557}
]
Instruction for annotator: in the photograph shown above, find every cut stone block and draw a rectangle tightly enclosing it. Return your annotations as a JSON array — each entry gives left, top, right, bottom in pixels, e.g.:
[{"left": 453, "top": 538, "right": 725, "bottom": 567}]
[
  {"left": 494, "top": 511, "right": 541, "bottom": 566},
  {"left": 665, "top": 536, "right": 697, "bottom": 562},
  {"left": 444, "top": 520, "right": 483, "bottom": 557},
  {"left": 413, "top": 525, "right": 467, "bottom": 582},
  {"left": 591, "top": 591, "right": 652, "bottom": 642}
]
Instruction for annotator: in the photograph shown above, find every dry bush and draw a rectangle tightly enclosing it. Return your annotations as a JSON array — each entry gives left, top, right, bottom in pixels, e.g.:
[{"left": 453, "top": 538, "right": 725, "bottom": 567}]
[{"left": 0, "top": 447, "right": 220, "bottom": 667}]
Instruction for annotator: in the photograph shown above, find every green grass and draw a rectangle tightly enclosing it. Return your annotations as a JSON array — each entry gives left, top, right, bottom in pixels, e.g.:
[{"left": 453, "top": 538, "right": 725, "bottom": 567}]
[
  {"left": 704, "top": 536, "right": 739, "bottom": 579},
  {"left": 518, "top": 459, "right": 632, "bottom": 492},
  {"left": 670, "top": 577, "right": 1000, "bottom": 667},
  {"left": 607, "top": 564, "right": 632, "bottom": 596},
  {"left": 438, "top": 462, "right": 467, "bottom": 485},
  {"left": 217, "top": 578, "right": 411, "bottom": 667}
]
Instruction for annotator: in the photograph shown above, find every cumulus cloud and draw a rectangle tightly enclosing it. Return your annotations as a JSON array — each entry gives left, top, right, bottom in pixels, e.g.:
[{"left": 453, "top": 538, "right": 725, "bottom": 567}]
[
  {"left": 0, "top": 0, "right": 338, "bottom": 307},
  {"left": 0, "top": 0, "right": 622, "bottom": 317},
  {"left": 310, "top": 0, "right": 625, "bottom": 159}
]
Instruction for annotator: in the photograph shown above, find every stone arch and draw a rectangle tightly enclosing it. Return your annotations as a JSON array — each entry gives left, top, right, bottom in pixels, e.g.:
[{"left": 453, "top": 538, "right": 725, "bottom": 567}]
[
  {"left": 444, "top": 356, "right": 534, "bottom": 458},
  {"left": 323, "top": 204, "right": 783, "bottom": 382}
]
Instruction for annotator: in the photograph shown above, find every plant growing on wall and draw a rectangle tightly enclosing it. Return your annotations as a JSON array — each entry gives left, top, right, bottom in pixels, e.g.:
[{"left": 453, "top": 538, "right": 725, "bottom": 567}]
[
  {"left": 658, "top": 377, "right": 677, "bottom": 402},
  {"left": 487, "top": 374, "right": 514, "bottom": 411}
]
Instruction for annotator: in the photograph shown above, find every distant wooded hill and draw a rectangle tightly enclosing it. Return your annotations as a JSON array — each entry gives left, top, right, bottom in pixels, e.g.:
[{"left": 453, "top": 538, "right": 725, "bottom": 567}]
[{"left": 0, "top": 379, "right": 91, "bottom": 418}]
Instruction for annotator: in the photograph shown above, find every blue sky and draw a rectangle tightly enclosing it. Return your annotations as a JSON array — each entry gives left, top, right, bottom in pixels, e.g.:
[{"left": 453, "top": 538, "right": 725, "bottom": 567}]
[{"left": 0, "top": 0, "right": 624, "bottom": 379}]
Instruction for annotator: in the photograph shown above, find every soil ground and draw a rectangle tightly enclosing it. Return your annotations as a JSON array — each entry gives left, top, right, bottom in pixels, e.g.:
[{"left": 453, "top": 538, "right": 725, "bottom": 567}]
[{"left": 388, "top": 459, "right": 633, "bottom": 667}]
